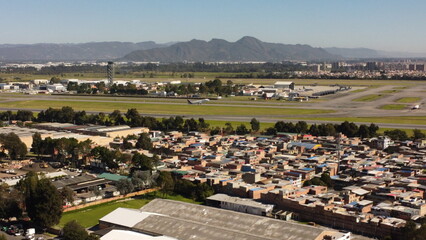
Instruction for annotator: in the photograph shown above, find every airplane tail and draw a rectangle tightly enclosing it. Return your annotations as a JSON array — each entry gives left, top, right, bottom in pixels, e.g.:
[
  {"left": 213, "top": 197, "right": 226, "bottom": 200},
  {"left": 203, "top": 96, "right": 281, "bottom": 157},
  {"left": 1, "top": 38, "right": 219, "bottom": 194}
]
[{"left": 187, "top": 99, "right": 193, "bottom": 104}]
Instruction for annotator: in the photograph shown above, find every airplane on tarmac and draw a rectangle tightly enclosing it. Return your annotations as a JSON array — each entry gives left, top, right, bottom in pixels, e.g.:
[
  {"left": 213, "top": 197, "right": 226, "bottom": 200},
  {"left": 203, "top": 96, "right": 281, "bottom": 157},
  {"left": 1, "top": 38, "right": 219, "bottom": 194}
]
[
  {"left": 411, "top": 102, "right": 423, "bottom": 110},
  {"left": 187, "top": 98, "right": 210, "bottom": 104},
  {"left": 411, "top": 104, "right": 420, "bottom": 110}
]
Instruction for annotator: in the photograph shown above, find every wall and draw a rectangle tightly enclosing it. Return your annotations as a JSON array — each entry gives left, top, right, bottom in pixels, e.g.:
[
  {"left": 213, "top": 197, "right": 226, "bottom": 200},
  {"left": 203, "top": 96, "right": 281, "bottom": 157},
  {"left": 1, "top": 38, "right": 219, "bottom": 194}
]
[{"left": 63, "top": 188, "right": 158, "bottom": 212}]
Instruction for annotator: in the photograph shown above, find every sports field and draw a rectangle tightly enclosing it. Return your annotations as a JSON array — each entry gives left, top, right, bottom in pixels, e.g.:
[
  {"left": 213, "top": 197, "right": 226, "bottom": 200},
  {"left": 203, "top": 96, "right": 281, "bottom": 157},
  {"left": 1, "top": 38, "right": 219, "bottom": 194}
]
[{"left": 58, "top": 192, "right": 200, "bottom": 228}]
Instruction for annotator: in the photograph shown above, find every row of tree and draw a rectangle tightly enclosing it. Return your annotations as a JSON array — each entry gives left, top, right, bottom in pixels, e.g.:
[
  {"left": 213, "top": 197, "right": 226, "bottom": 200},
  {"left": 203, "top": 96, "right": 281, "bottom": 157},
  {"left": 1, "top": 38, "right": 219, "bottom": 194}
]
[
  {"left": 156, "top": 171, "right": 214, "bottom": 202},
  {"left": 265, "top": 121, "right": 380, "bottom": 138}
]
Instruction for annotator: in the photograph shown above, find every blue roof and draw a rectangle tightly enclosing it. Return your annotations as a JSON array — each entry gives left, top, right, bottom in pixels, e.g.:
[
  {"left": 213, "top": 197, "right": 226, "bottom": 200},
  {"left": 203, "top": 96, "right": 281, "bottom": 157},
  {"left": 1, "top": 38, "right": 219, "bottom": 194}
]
[
  {"left": 377, "top": 168, "right": 388, "bottom": 171},
  {"left": 288, "top": 142, "right": 319, "bottom": 149},
  {"left": 317, "top": 164, "right": 327, "bottom": 168},
  {"left": 220, "top": 178, "right": 232, "bottom": 182},
  {"left": 190, "top": 143, "right": 203, "bottom": 147},
  {"left": 400, "top": 170, "right": 413, "bottom": 173},
  {"left": 188, "top": 157, "right": 198, "bottom": 161},
  {"left": 301, "top": 167, "right": 314, "bottom": 171},
  {"left": 288, "top": 171, "right": 302, "bottom": 176},
  {"left": 249, "top": 187, "right": 265, "bottom": 191},
  {"left": 348, "top": 201, "right": 358, "bottom": 206}
]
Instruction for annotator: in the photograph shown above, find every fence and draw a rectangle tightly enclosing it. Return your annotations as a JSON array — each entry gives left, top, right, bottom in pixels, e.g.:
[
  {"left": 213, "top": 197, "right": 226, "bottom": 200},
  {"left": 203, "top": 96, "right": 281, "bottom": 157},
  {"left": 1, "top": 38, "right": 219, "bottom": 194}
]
[{"left": 63, "top": 188, "right": 159, "bottom": 212}]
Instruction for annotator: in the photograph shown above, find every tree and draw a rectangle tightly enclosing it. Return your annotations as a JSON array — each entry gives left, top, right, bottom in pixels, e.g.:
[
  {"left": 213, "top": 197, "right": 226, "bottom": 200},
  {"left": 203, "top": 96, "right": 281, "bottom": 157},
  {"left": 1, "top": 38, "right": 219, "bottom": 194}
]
[
  {"left": 62, "top": 220, "right": 98, "bottom": 240},
  {"left": 196, "top": 183, "right": 214, "bottom": 202},
  {"left": 236, "top": 124, "right": 249, "bottom": 135},
  {"left": 50, "top": 76, "right": 61, "bottom": 84},
  {"left": 368, "top": 123, "right": 379, "bottom": 137},
  {"left": 116, "top": 179, "right": 134, "bottom": 195},
  {"left": 0, "top": 132, "right": 28, "bottom": 159},
  {"left": 320, "top": 172, "right": 333, "bottom": 188},
  {"left": 135, "top": 133, "right": 152, "bottom": 150},
  {"left": 0, "top": 184, "right": 22, "bottom": 219},
  {"left": 198, "top": 118, "right": 210, "bottom": 132},
  {"left": 250, "top": 118, "right": 260, "bottom": 132},
  {"left": 31, "top": 132, "right": 43, "bottom": 156},
  {"left": 90, "top": 146, "right": 119, "bottom": 170},
  {"left": 132, "top": 152, "right": 154, "bottom": 172},
  {"left": 131, "top": 170, "right": 153, "bottom": 190},
  {"left": 295, "top": 121, "right": 308, "bottom": 134},
  {"left": 357, "top": 124, "right": 370, "bottom": 139},
  {"left": 401, "top": 220, "right": 417, "bottom": 240},
  {"left": 384, "top": 129, "right": 409, "bottom": 141},
  {"left": 21, "top": 173, "right": 63, "bottom": 229},
  {"left": 16, "top": 110, "right": 33, "bottom": 121},
  {"left": 224, "top": 122, "right": 234, "bottom": 135},
  {"left": 413, "top": 129, "right": 426, "bottom": 140},
  {"left": 157, "top": 171, "right": 174, "bottom": 195},
  {"left": 60, "top": 186, "right": 74, "bottom": 204}
]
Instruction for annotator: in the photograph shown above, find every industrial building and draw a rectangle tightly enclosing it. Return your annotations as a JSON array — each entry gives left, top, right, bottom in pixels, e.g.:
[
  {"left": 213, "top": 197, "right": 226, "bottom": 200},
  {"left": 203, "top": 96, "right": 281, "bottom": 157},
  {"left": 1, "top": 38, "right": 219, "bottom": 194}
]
[
  {"left": 0, "top": 126, "right": 113, "bottom": 148},
  {"left": 33, "top": 123, "right": 149, "bottom": 138},
  {"left": 98, "top": 199, "right": 351, "bottom": 240},
  {"left": 206, "top": 193, "right": 274, "bottom": 216},
  {"left": 274, "top": 81, "right": 295, "bottom": 90}
]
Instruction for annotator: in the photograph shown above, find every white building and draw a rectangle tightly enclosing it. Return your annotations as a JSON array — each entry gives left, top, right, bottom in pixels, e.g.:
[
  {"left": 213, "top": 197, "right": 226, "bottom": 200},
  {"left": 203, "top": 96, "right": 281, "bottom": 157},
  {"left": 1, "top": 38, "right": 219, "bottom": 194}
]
[
  {"left": 206, "top": 193, "right": 274, "bottom": 216},
  {"left": 274, "top": 81, "right": 295, "bottom": 90},
  {"left": 46, "top": 84, "right": 67, "bottom": 92}
]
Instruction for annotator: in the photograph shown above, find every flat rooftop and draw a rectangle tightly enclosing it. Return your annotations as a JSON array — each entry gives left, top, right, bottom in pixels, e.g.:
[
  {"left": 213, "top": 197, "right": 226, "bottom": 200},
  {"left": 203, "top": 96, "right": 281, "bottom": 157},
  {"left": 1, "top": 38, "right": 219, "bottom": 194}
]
[{"left": 132, "top": 199, "right": 325, "bottom": 240}]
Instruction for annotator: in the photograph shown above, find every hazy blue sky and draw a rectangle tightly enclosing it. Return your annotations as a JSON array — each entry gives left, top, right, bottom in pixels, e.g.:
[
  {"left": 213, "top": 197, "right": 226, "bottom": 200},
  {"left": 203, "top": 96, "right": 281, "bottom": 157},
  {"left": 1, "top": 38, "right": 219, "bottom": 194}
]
[{"left": 1, "top": 0, "right": 426, "bottom": 52}]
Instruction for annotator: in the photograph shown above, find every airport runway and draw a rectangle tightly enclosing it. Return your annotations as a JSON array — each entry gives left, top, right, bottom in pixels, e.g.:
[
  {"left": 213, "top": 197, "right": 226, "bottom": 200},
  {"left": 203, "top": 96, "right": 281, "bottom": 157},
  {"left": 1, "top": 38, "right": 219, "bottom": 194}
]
[
  {"left": 0, "top": 107, "right": 425, "bottom": 130},
  {"left": 0, "top": 82, "right": 425, "bottom": 128}
]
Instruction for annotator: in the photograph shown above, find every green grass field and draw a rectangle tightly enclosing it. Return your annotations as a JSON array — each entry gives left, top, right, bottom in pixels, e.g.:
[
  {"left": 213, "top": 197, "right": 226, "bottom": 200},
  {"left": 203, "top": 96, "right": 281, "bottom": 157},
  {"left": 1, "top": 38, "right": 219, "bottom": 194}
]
[
  {"left": 395, "top": 97, "right": 422, "bottom": 103},
  {"left": 377, "top": 128, "right": 426, "bottom": 137},
  {"left": 380, "top": 90, "right": 400, "bottom": 94},
  {"left": 0, "top": 100, "right": 334, "bottom": 116},
  {"left": 296, "top": 116, "right": 426, "bottom": 125},
  {"left": 352, "top": 94, "right": 387, "bottom": 102},
  {"left": 379, "top": 104, "right": 407, "bottom": 110},
  {"left": 58, "top": 192, "right": 200, "bottom": 228},
  {"left": 206, "top": 120, "right": 275, "bottom": 131}
]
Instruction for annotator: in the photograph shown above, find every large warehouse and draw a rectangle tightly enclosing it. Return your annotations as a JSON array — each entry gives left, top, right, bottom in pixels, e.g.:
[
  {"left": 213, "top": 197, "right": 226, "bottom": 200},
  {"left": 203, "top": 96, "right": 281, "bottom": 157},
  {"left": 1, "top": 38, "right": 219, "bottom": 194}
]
[
  {"left": 98, "top": 199, "right": 351, "bottom": 240},
  {"left": 0, "top": 126, "right": 113, "bottom": 147}
]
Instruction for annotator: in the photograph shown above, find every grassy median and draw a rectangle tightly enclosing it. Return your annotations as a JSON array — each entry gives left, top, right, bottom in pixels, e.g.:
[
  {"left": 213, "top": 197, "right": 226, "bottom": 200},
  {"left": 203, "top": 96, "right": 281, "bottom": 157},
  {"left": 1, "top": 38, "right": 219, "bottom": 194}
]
[{"left": 0, "top": 100, "right": 334, "bottom": 116}]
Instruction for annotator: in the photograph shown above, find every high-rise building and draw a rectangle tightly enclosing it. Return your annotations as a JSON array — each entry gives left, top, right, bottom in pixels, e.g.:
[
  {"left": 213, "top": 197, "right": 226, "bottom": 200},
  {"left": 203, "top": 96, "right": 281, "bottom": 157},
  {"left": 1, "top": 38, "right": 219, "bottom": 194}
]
[
  {"left": 415, "top": 64, "right": 425, "bottom": 71},
  {"left": 366, "top": 62, "right": 378, "bottom": 71}
]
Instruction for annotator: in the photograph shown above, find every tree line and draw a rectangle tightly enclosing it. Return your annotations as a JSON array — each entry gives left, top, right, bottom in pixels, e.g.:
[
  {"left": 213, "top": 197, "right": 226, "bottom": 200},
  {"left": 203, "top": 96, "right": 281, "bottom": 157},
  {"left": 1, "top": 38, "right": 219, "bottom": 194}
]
[
  {"left": 265, "top": 121, "right": 380, "bottom": 138},
  {"left": 0, "top": 106, "right": 424, "bottom": 155}
]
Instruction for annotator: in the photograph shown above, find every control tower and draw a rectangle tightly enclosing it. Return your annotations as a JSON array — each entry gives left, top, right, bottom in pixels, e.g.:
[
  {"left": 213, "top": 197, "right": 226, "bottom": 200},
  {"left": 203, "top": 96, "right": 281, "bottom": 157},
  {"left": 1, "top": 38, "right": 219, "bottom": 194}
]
[{"left": 107, "top": 61, "right": 114, "bottom": 85}]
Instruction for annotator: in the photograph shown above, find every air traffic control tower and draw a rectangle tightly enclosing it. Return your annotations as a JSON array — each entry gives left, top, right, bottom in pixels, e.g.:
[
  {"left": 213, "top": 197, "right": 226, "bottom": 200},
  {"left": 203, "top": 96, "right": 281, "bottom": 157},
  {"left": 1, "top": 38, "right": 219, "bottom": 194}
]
[{"left": 107, "top": 61, "right": 114, "bottom": 85}]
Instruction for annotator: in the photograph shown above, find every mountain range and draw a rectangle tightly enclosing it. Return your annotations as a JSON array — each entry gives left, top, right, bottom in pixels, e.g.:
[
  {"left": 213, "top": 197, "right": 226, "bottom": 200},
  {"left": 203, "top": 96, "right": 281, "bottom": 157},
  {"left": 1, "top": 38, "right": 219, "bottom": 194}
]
[
  {"left": 0, "top": 41, "right": 172, "bottom": 61},
  {"left": 0, "top": 37, "right": 425, "bottom": 62},
  {"left": 122, "top": 36, "right": 337, "bottom": 62}
]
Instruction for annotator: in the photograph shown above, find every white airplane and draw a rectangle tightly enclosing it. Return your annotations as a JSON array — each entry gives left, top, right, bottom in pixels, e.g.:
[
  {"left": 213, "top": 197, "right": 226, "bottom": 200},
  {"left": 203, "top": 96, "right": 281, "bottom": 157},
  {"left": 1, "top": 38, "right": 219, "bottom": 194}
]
[
  {"left": 411, "top": 104, "right": 420, "bottom": 110},
  {"left": 187, "top": 99, "right": 210, "bottom": 105}
]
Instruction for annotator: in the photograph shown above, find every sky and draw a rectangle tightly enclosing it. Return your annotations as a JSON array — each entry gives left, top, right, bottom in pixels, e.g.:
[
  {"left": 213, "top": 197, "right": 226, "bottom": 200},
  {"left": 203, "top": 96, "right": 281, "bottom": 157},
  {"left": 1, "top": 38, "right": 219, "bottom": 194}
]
[{"left": 1, "top": 0, "right": 426, "bottom": 52}]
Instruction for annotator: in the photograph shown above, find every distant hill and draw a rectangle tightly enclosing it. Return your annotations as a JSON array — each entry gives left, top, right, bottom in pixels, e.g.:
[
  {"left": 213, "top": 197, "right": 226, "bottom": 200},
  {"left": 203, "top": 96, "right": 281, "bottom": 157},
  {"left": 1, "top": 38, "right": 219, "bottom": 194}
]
[
  {"left": 324, "top": 47, "right": 382, "bottom": 59},
  {"left": 0, "top": 41, "right": 171, "bottom": 61},
  {"left": 122, "top": 36, "right": 338, "bottom": 62},
  {"left": 324, "top": 47, "right": 426, "bottom": 59}
]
